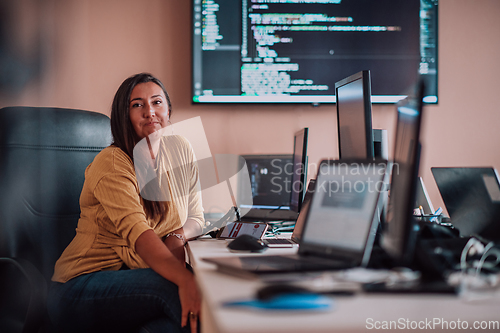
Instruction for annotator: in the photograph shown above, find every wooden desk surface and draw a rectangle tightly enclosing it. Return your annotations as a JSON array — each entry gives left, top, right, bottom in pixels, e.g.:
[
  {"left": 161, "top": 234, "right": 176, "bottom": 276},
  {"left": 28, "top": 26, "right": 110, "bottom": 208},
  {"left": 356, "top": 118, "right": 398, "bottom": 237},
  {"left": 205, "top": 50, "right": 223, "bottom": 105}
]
[{"left": 187, "top": 238, "right": 500, "bottom": 333}]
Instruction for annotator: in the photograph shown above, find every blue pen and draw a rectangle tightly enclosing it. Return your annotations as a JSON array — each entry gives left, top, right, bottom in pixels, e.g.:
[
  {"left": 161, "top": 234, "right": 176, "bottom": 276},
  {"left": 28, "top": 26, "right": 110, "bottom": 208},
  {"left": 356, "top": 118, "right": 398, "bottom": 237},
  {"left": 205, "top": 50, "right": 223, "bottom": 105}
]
[{"left": 431, "top": 207, "right": 443, "bottom": 222}]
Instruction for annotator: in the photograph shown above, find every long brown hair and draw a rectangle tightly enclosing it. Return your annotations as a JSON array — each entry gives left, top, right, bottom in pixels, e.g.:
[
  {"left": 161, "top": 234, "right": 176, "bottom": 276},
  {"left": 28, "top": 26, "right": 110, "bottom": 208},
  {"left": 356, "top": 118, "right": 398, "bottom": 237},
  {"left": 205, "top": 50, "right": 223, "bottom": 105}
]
[{"left": 110, "top": 73, "right": 172, "bottom": 221}]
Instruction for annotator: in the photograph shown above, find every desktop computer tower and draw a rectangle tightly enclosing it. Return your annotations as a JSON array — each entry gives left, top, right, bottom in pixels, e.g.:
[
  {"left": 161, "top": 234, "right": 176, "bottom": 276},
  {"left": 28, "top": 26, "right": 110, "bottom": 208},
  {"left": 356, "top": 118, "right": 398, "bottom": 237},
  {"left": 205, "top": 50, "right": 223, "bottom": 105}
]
[{"left": 373, "top": 129, "right": 388, "bottom": 160}]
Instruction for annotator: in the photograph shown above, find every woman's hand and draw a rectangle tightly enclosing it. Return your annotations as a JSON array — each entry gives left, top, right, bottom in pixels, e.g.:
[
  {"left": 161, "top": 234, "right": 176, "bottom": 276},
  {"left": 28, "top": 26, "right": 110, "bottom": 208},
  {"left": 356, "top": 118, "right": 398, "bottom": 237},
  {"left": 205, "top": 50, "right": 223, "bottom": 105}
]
[
  {"left": 164, "top": 228, "right": 201, "bottom": 331},
  {"left": 135, "top": 230, "right": 201, "bottom": 332},
  {"left": 178, "top": 272, "right": 201, "bottom": 333}
]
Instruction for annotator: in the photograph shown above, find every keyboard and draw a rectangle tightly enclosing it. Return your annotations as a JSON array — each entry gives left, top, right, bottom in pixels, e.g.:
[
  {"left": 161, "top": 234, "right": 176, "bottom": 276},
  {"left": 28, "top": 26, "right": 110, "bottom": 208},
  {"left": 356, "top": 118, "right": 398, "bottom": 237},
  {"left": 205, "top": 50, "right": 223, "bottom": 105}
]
[{"left": 263, "top": 238, "right": 296, "bottom": 245}]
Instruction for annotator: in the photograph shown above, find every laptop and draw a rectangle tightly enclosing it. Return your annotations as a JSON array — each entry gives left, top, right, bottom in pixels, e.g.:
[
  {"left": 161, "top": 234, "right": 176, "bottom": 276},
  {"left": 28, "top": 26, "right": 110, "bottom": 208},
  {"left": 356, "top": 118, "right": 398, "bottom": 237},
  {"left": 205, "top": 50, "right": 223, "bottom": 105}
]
[
  {"left": 203, "top": 159, "right": 389, "bottom": 278},
  {"left": 262, "top": 179, "right": 316, "bottom": 247},
  {"left": 431, "top": 167, "right": 500, "bottom": 241}
]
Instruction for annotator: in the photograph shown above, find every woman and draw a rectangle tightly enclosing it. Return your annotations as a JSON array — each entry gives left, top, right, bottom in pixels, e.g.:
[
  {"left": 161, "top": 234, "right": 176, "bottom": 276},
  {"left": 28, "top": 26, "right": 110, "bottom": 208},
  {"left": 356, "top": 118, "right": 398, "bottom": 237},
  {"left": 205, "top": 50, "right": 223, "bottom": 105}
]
[{"left": 47, "top": 73, "right": 203, "bottom": 333}]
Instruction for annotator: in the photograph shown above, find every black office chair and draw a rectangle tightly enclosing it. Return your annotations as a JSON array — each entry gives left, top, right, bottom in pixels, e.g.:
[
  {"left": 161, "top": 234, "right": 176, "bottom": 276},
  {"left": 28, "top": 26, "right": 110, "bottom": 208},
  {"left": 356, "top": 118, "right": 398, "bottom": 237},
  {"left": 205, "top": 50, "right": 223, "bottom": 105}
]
[{"left": 0, "top": 106, "right": 112, "bottom": 333}]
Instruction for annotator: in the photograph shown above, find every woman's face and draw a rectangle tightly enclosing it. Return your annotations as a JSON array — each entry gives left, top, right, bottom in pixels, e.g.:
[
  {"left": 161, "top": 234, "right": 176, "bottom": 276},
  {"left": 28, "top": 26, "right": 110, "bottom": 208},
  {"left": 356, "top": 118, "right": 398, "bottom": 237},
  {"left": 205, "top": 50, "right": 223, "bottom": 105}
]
[{"left": 129, "top": 82, "right": 169, "bottom": 140}]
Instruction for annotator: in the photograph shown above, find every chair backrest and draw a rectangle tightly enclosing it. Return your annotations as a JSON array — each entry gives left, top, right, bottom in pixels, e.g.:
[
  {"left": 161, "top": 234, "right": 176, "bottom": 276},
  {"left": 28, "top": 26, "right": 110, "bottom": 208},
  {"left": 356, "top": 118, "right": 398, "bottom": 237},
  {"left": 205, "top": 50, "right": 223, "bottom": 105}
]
[{"left": 0, "top": 106, "right": 112, "bottom": 282}]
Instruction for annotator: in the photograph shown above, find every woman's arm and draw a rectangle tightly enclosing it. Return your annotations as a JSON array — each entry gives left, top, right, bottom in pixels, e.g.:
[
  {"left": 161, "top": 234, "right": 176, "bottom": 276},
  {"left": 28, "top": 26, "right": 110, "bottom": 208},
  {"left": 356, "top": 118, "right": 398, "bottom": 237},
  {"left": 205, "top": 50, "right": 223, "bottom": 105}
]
[
  {"left": 162, "top": 219, "right": 202, "bottom": 264},
  {"left": 184, "top": 137, "right": 206, "bottom": 240},
  {"left": 135, "top": 229, "right": 201, "bottom": 328},
  {"left": 163, "top": 227, "right": 187, "bottom": 264},
  {"left": 183, "top": 218, "right": 203, "bottom": 240}
]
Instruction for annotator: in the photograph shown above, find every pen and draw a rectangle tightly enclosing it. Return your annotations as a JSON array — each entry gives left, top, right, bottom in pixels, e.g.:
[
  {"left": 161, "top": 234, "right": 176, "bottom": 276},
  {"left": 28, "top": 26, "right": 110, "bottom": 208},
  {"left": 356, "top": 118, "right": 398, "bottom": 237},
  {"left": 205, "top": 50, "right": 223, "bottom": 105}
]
[
  {"left": 419, "top": 206, "right": 424, "bottom": 216},
  {"left": 431, "top": 207, "right": 443, "bottom": 222}
]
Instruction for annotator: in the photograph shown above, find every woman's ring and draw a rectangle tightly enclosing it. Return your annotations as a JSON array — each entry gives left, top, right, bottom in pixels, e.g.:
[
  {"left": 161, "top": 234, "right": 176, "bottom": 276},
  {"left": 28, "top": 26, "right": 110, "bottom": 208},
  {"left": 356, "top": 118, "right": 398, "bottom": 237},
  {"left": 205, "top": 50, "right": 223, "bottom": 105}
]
[{"left": 189, "top": 311, "right": 197, "bottom": 320}]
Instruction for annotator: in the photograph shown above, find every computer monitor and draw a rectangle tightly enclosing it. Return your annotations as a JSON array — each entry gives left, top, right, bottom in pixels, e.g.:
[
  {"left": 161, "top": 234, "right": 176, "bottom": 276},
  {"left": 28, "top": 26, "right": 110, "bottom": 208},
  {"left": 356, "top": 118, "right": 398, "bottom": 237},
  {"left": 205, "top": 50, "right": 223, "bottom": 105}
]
[
  {"left": 432, "top": 167, "right": 500, "bottom": 241},
  {"left": 191, "top": 1, "right": 439, "bottom": 104},
  {"left": 238, "top": 154, "right": 297, "bottom": 221},
  {"left": 336, "top": 70, "right": 374, "bottom": 160},
  {"left": 381, "top": 81, "right": 425, "bottom": 266},
  {"left": 290, "top": 128, "right": 309, "bottom": 213}
]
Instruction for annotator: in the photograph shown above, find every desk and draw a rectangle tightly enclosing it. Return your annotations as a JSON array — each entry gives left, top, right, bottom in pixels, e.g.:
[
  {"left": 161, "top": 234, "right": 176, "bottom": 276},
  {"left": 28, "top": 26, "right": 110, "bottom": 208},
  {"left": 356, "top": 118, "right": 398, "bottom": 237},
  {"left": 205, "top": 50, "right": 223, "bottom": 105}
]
[{"left": 187, "top": 238, "right": 500, "bottom": 333}]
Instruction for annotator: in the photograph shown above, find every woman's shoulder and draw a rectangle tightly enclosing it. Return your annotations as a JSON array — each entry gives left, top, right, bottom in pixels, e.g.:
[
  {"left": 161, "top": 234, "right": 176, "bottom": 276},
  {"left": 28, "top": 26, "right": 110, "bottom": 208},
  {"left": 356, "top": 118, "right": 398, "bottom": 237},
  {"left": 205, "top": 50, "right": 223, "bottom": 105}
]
[
  {"left": 94, "top": 145, "right": 131, "bottom": 163},
  {"left": 160, "top": 135, "right": 195, "bottom": 157},
  {"left": 89, "top": 146, "right": 135, "bottom": 175}
]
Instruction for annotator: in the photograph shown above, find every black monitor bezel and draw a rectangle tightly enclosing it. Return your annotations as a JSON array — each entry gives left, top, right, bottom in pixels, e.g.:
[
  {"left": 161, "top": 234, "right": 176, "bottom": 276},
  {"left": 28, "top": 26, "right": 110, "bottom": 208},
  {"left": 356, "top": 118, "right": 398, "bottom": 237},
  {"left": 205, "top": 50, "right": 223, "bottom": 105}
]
[
  {"left": 289, "top": 127, "right": 309, "bottom": 213},
  {"left": 381, "top": 81, "right": 425, "bottom": 266}
]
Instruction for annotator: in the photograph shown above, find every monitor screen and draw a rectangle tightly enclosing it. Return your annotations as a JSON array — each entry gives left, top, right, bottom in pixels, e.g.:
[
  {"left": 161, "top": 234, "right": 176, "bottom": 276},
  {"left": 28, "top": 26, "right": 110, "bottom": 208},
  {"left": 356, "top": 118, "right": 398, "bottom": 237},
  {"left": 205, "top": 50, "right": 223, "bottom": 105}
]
[
  {"left": 290, "top": 127, "right": 309, "bottom": 213},
  {"left": 300, "top": 160, "right": 389, "bottom": 266},
  {"left": 381, "top": 82, "right": 424, "bottom": 265},
  {"left": 336, "top": 70, "right": 373, "bottom": 159},
  {"left": 191, "top": 0, "right": 438, "bottom": 104},
  {"left": 431, "top": 167, "right": 500, "bottom": 241},
  {"left": 238, "top": 154, "right": 297, "bottom": 220}
]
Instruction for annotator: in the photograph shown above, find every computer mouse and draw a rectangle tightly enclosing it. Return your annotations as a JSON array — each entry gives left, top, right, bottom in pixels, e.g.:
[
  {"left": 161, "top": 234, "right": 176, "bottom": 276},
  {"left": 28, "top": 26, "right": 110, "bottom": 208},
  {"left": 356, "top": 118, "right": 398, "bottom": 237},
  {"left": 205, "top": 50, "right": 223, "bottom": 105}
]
[
  {"left": 256, "top": 284, "right": 313, "bottom": 301},
  {"left": 227, "top": 234, "right": 268, "bottom": 252}
]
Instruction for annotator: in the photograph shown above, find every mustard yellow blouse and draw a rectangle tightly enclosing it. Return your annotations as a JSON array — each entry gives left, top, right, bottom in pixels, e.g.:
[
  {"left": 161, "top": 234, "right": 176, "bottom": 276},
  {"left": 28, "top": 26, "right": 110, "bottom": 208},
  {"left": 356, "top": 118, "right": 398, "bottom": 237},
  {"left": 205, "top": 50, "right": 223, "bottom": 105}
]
[{"left": 52, "top": 135, "right": 204, "bottom": 282}]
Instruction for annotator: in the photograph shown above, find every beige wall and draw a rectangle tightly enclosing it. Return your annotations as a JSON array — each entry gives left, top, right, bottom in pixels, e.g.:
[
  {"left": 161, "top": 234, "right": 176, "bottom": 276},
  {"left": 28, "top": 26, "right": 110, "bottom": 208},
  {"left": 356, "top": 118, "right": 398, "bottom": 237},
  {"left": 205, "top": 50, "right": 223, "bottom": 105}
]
[{"left": 2, "top": 0, "right": 500, "bottom": 215}]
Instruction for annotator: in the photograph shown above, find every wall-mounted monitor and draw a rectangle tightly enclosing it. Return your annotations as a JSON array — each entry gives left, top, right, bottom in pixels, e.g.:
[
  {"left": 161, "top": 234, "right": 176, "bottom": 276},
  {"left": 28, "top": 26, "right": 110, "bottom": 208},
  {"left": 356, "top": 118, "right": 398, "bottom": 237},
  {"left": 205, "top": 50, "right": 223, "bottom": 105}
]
[{"left": 191, "top": 0, "right": 438, "bottom": 104}]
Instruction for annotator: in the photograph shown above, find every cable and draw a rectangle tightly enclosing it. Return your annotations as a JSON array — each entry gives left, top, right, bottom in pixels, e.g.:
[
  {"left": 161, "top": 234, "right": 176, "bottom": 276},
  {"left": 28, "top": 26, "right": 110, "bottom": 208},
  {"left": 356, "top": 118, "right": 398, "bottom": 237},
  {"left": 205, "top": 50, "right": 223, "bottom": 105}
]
[
  {"left": 475, "top": 242, "right": 500, "bottom": 277},
  {"left": 460, "top": 237, "right": 480, "bottom": 273}
]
